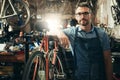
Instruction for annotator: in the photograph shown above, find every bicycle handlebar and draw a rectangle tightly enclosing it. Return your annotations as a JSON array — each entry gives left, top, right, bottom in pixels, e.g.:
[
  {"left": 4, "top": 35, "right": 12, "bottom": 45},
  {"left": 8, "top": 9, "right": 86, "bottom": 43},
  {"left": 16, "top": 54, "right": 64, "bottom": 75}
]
[{"left": 22, "top": 31, "right": 59, "bottom": 40}]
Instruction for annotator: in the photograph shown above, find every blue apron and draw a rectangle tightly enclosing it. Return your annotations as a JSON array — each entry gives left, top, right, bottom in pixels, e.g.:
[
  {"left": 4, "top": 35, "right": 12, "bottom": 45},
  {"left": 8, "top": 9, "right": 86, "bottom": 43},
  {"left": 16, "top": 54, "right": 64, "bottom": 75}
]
[{"left": 73, "top": 27, "right": 106, "bottom": 80}]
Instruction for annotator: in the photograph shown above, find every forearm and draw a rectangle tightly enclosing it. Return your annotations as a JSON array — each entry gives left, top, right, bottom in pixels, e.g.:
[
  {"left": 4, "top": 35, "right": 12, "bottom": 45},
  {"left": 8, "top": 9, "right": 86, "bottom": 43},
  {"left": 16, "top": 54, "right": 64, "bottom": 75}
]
[{"left": 104, "top": 50, "right": 113, "bottom": 80}]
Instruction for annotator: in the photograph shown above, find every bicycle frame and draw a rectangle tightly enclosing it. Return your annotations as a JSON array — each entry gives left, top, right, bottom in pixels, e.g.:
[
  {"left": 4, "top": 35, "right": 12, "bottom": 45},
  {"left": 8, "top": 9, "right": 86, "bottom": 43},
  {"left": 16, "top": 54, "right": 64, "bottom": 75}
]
[{"left": 0, "top": 0, "right": 17, "bottom": 19}]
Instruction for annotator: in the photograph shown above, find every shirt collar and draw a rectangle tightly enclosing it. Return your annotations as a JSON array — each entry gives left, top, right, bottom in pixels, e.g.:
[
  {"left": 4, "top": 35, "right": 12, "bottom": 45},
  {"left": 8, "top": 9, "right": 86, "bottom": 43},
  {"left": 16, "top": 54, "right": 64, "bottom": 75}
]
[{"left": 76, "top": 25, "right": 95, "bottom": 33}]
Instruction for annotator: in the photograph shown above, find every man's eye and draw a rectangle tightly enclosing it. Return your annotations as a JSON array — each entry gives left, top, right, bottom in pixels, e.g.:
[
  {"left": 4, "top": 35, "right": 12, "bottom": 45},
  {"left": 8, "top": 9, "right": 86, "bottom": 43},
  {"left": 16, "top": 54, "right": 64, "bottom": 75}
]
[{"left": 84, "top": 12, "right": 89, "bottom": 15}]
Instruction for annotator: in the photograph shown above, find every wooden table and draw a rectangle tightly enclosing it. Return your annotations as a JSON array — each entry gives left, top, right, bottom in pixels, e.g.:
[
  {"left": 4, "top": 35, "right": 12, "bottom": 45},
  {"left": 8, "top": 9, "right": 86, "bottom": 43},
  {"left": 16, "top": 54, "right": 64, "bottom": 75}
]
[
  {"left": 0, "top": 51, "right": 25, "bottom": 78},
  {"left": 0, "top": 51, "right": 25, "bottom": 62}
]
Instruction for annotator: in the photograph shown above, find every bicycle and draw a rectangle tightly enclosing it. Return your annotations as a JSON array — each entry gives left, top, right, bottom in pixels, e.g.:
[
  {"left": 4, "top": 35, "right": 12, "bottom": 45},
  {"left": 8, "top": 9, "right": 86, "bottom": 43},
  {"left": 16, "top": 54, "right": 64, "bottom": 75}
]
[
  {"left": 0, "top": 0, "right": 30, "bottom": 29},
  {"left": 111, "top": 0, "right": 120, "bottom": 25},
  {"left": 22, "top": 30, "right": 74, "bottom": 80}
]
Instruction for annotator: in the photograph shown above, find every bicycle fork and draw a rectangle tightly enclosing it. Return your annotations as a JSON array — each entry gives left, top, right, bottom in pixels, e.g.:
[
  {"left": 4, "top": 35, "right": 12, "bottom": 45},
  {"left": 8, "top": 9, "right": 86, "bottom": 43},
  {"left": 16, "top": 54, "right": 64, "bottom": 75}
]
[
  {"left": 32, "top": 35, "right": 49, "bottom": 80},
  {"left": 50, "top": 41, "right": 66, "bottom": 80}
]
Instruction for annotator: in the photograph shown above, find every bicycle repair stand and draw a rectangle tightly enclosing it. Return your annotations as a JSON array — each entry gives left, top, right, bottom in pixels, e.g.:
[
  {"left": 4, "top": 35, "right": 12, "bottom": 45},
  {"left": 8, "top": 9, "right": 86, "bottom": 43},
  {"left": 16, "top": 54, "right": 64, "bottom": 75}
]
[{"left": 23, "top": 33, "right": 31, "bottom": 63}]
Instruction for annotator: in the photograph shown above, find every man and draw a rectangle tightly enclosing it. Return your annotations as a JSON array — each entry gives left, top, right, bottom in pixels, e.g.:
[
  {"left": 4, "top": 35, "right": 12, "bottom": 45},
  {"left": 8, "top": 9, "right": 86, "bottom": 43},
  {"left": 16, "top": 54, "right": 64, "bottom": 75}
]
[{"left": 57, "top": 2, "right": 112, "bottom": 80}]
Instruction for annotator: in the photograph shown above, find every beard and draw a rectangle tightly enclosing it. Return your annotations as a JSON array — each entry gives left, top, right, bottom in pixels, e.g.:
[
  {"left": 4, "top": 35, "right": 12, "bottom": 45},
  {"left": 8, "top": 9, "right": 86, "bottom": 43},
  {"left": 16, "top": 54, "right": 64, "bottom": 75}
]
[{"left": 79, "top": 19, "right": 89, "bottom": 26}]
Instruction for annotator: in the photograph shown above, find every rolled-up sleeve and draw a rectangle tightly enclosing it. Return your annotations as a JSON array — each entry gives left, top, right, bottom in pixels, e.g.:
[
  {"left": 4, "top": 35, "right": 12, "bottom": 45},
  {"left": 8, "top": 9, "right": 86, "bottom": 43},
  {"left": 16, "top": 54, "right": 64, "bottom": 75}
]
[{"left": 102, "top": 32, "right": 111, "bottom": 51}]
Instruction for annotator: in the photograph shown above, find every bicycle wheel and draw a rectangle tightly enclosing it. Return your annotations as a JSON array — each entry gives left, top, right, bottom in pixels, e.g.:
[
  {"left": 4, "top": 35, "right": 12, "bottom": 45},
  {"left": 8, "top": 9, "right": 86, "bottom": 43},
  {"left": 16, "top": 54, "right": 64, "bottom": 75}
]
[
  {"left": 48, "top": 50, "right": 66, "bottom": 80},
  {"left": 112, "top": 0, "right": 117, "bottom": 6},
  {"left": 22, "top": 51, "right": 46, "bottom": 80},
  {"left": 5, "top": 0, "right": 30, "bottom": 29}
]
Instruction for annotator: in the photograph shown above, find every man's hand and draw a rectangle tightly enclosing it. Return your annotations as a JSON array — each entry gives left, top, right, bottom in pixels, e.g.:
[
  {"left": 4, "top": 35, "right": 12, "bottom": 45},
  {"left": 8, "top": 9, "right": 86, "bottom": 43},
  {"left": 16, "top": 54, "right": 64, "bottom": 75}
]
[
  {"left": 47, "top": 30, "right": 70, "bottom": 48},
  {"left": 57, "top": 32, "right": 70, "bottom": 48}
]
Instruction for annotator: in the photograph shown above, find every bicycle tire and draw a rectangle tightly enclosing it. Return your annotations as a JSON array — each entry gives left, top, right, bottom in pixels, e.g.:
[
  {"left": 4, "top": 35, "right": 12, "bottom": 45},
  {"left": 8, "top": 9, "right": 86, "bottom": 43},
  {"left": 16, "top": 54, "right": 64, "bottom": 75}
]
[
  {"left": 112, "top": 0, "right": 117, "bottom": 6},
  {"left": 22, "top": 51, "right": 46, "bottom": 80},
  {"left": 4, "top": 0, "right": 30, "bottom": 29}
]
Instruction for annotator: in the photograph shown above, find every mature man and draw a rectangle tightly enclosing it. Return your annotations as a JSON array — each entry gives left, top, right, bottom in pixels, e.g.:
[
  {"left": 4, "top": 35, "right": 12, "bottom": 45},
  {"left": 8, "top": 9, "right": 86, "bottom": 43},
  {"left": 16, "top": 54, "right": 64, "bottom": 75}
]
[{"left": 58, "top": 2, "right": 113, "bottom": 80}]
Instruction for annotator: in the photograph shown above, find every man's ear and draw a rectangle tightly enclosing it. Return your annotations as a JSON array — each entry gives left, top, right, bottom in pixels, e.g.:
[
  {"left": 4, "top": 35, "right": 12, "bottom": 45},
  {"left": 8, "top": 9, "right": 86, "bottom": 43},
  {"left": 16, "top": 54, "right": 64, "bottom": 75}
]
[{"left": 91, "top": 13, "right": 96, "bottom": 24}]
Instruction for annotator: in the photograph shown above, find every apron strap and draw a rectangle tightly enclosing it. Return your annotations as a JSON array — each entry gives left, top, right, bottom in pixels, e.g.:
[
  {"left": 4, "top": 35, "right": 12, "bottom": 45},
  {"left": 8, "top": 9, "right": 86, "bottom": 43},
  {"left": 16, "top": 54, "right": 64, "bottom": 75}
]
[{"left": 72, "top": 27, "right": 78, "bottom": 77}]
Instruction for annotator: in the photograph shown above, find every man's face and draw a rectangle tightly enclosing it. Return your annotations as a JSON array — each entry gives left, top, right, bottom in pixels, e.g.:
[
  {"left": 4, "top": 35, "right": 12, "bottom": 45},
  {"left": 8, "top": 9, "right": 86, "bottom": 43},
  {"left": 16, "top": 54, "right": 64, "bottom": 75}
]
[{"left": 75, "top": 7, "right": 92, "bottom": 26}]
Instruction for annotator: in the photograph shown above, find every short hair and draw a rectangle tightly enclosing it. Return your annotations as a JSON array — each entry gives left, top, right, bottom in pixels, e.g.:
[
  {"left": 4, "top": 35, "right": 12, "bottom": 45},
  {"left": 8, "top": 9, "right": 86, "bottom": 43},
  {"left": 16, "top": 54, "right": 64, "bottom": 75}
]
[{"left": 75, "top": 2, "right": 92, "bottom": 12}]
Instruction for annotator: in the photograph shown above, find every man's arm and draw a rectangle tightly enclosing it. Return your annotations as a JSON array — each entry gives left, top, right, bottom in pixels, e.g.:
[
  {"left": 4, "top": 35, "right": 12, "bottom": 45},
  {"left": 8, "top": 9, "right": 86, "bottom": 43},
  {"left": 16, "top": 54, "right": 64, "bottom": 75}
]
[{"left": 103, "top": 50, "right": 113, "bottom": 80}]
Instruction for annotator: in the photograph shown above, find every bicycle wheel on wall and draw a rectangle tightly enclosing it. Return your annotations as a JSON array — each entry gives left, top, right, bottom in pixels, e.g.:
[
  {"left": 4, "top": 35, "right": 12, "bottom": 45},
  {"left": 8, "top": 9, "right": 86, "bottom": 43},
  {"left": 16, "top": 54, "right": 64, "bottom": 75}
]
[
  {"left": 111, "top": 6, "right": 119, "bottom": 25},
  {"left": 5, "top": 0, "right": 30, "bottom": 29},
  {"left": 22, "top": 51, "right": 45, "bottom": 80}
]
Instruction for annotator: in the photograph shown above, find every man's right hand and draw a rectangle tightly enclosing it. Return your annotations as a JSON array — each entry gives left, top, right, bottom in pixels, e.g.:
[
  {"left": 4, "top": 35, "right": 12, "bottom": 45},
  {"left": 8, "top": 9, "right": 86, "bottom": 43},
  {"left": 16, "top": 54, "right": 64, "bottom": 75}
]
[{"left": 57, "top": 32, "right": 70, "bottom": 48}]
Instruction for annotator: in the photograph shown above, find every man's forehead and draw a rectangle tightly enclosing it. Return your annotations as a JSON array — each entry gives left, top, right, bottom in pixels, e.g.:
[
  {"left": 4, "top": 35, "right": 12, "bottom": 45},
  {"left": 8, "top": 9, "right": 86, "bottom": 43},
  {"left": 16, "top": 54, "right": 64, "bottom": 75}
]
[{"left": 75, "top": 7, "right": 90, "bottom": 12}]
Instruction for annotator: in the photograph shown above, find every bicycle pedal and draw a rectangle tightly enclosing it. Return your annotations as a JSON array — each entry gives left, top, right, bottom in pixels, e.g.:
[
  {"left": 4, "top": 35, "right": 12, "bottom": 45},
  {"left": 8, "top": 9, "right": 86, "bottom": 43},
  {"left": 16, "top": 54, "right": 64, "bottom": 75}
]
[{"left": 55, "top": 74, "right": 66, "bottom": 79}]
